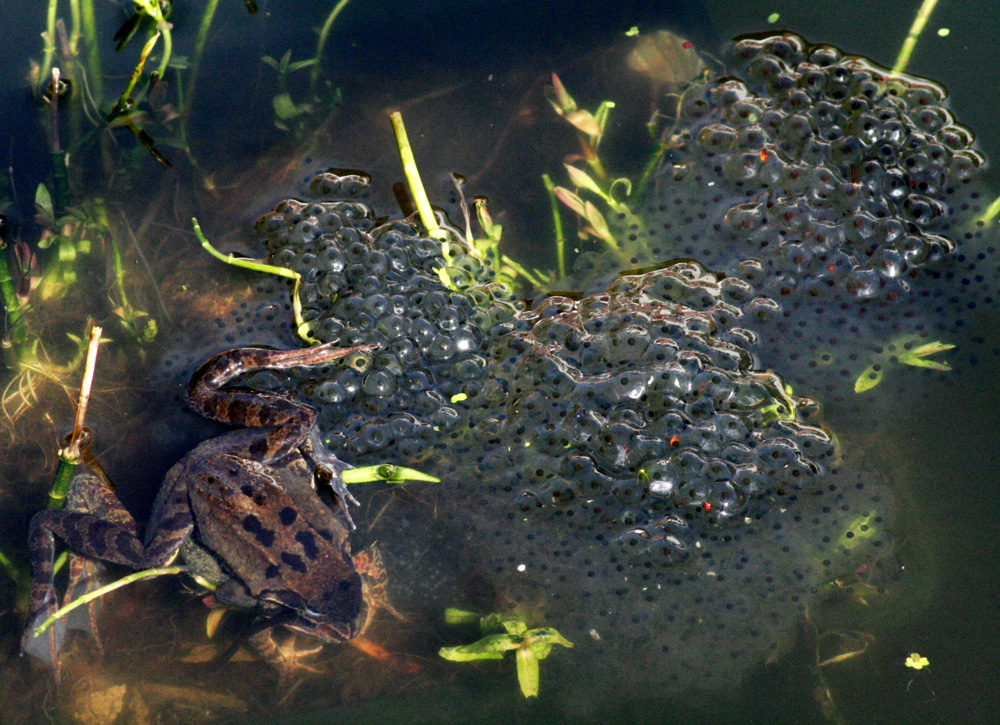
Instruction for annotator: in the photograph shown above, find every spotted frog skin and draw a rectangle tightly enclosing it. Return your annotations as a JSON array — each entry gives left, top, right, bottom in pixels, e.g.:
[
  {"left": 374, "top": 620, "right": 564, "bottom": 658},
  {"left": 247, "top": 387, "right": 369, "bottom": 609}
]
[{"left": 22, "top": 341, "right": 393, "bottom": 670}]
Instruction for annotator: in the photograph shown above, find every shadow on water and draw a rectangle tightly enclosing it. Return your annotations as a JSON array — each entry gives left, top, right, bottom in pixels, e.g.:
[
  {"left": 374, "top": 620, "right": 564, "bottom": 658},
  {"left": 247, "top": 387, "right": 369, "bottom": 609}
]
[{"left": 0, "top": 0, "right": 999, "bottom": 723}]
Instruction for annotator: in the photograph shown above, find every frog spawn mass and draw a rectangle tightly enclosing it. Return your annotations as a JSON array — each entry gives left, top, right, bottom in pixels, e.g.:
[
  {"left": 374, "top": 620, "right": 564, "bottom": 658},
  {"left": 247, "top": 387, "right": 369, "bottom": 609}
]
[
  {"left": 434, "top": 262, "right": 892, "bottom": 694},
  {"left": 255, "top": 179, "right": 519, "bottom": 462},
  {"left": 467, "top": 262, "right": 836, "bottom": 567},
  {"left": 611, "top": 32, "right": 985, "bottom": 308}
]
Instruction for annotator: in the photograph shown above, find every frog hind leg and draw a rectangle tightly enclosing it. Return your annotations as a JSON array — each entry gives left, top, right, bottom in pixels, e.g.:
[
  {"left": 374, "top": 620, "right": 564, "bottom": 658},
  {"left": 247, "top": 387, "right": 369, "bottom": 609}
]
[
  {"left": 21, "top": 483, "right": 193, "bottom": 667},
  {"left": 62, "top": 472, "right": 142, "bottom": 654},
  {"left": 187, "top": 342, "right": 376, "bottom": 464}
]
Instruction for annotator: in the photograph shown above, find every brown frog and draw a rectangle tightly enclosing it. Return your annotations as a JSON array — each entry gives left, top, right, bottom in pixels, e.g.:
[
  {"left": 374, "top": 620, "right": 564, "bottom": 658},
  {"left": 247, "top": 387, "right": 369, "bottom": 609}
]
[{"left": 22, "top": 341, "right": 401, "bottom": 672}]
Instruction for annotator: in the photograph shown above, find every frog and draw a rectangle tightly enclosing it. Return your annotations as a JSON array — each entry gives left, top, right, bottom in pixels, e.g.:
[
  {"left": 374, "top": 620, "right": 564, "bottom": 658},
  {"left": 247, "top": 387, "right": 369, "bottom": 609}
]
[{"left": 21, "top": 340, "right": 402, "bottom": 675}]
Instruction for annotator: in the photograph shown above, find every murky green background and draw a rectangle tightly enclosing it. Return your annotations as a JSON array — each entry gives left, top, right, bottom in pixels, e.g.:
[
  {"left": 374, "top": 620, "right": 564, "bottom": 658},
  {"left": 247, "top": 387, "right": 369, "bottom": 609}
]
[{"left": 1, "top": 0, "right": 998, "bottom": 723}]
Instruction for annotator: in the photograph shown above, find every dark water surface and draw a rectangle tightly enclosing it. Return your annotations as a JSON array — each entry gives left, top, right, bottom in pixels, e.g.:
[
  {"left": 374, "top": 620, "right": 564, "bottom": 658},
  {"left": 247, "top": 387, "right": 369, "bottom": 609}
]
[{"left": 1, "top": 1, "right": 998, "bottom": 723}]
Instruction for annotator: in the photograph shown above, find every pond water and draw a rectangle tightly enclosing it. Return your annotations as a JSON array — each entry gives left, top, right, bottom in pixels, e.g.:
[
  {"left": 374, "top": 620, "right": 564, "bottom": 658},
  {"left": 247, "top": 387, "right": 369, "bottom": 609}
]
[{"left": 0, "top": 1, "right": 998, "bottom": 723}]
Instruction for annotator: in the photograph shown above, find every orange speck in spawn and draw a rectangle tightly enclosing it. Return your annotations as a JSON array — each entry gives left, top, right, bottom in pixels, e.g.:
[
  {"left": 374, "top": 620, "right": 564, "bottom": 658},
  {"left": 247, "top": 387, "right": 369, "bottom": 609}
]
[
  {"left": 683, "top": 41, "right": 693, "bottom": 49},
  {"left": 669, "top": 436, "right": 680, "bottom": 446},
  {"left": 827, "top": 265, "right": 835, "bottom": 271},
  {"left": 703, "top": 502, "right": 713, "bottom": 511},
  {"left": 759, "top": 149, "right": 769, "bottom": 161}
]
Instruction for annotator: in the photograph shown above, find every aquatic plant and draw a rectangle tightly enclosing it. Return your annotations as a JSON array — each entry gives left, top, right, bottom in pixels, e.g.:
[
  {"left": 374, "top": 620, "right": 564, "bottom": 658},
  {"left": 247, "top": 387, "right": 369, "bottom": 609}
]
[{"left": 439, "top": 609, "right": 573, "bottom": 698}]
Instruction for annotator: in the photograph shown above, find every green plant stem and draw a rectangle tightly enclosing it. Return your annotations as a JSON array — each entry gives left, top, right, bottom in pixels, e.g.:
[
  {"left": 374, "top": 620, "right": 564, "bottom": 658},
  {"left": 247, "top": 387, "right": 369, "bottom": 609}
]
[
  {"left": 634, "top": 140, "right": 668, "bottom": 203},
  {"left": 975, "top": 194, "right": 1000, "bottom": 226},
  {"left": 542, "top": 173, "right": 566, "bottom": 280},
  {"left": 893, "top": 0, "right": 940, "bottom": 73},
  {"left": 0, "top": 250, "right": 27, "bottom": 351},
  {"left": 68, "top": 0, "right": 82, "bottom": 56},
  {"left": 193, "top": 218, "right": 317, "bottom": 342},
  {"left": 187, "top": 0, "right": 219, "bottom": 116},
  {"left": 155, "top": 21, "right": 172, "bottom": 79},
  {"left": 501, "top": 255, "right": 543, "bottom": 289},
  {"left": 310, "top": 0, "right": 351, "bottom": 95},
  {"left": 40, "top": 0, "right": 58, "bottom": 91},
  {"left": 389, "top": 112, "right": 443, "bottom": 239},
  {"left": 110, "top": 30, "right": 160, "bottom": 119},
  {"left": 32, "top": 566, "right": 187, "bottom": 638},
  {"left": 47, "top": 452, "right": 78, "bottom": 509},
  {"left": 80, "top": 0, "right": 103, "bottom": 102}
]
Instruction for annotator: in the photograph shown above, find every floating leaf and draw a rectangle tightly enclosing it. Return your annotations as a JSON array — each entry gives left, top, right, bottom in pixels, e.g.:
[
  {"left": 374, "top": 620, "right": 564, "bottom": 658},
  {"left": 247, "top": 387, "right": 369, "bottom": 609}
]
[
  {"left": 899, "top": 341, "right": 955, "bottom": 370},
  {"left": 854, "top": 365, "right": 883, "bottom": 393}
]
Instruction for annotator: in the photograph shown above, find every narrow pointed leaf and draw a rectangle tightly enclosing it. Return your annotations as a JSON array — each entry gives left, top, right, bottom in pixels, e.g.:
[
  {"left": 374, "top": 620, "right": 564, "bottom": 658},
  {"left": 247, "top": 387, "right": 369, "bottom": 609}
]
[
  {"left": 898, "top": 357, "right": 952, "bottom": 371},
  {"left": 438, "top": 646, "right": 504, "bottom": 662},
  {"left": 553, "top": 186, "right": 587, "bottom": 218},
  {"left": 565, "top": 164, "right": 607, "bottom": 199},
  {"left": 583, "top": 201, "right": 618, "bottom": 248},
  {"left": 593, "top": 100, "right": 616, "bottom": 135},
  {"left": 438, "top": 633, "right": 523, "bottom": 660},
  {"left": 564, "top": 109, "right": 602, "bottom": 137},
  {"left": 548, "top": 73, "right": 576, "bottom": 113}
]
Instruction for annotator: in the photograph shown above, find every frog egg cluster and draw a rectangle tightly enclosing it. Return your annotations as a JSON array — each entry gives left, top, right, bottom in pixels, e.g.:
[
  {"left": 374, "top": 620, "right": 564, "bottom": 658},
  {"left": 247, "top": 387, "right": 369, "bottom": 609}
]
[
  {"left": 432, "top": 260, "right": 892, "bottom": 693},
  {"left": 458, "top": 261, "right": 835, "bottom": 569},
  {"left": 255, "top": 185, "right": 519, "bottom": 460},
  {"left": 633, "top": 33, "right": 984, "bottom": 305}
]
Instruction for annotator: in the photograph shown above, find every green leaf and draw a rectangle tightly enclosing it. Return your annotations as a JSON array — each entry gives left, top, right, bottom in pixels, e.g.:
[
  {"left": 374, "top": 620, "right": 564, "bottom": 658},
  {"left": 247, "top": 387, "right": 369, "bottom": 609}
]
[
  {"left": 261, "top": 55, "right": 280, "bottom": 70},
  {"left": 563, "top": 109, "right": 601, "bottom": 138},
  {"left": 342, "top": 464, "right": 440, "bottom": 484},
  {"left": 565, "top": 164, "right": 606, "bottom": 199},
  {"left": 593, "top": 100, "right": 616, "bottom": 136},
  {"left": 854, "top": 365, "right": 883, "bottom": 393},
  {"left": 34, "top": 184, "right": 54, "bottom": 220},
  {"left": 526, "top": 627, "right": 574, "bottom": 650},
  {"left": 499, "top": 616, "right": 528, "bottom": 637},
  {"left": 898, "top": 356, "right": 952, "bottom": 371},
  {"left": 438, "top": 646, "right": 505, "bottom": 662},
  {"left": 474, "top": 198, "right": 502, "bottom": 244},
  {"left": 438, "top": 633, "right": 523, "bottom": 661},
  {"left": 899, "top": 341, "right": 955, "bottom": 370},
  {"left": 516, "top": 647, "right": 540, "bottom": 698},
  {"left": 273, "top": 93, "right": 310, "bottom": 120},
  {"left": 583, "top": 201, "right": 619, "bottom": 249},
  {"left": 444, "top": 608, "right": 480, "bottom": 625},
  {"left": 553, "top": 186, "right": 587, "bottom": 218},
  {"left": 287, "top": 59, "right": 318, "bottom": 72},
  {"left": 546, "top": 73, "right": 576, "bottom": 113}
]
